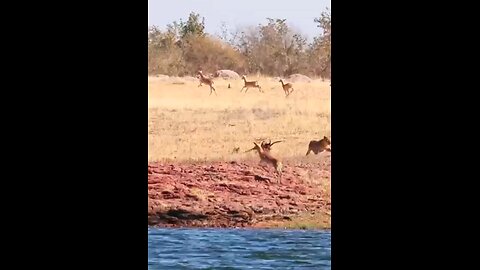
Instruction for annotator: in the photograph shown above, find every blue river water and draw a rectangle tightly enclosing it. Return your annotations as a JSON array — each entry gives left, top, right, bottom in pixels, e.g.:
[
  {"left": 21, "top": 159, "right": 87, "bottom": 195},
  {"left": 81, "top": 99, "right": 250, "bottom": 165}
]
[{"left": 148, "top": 228, "right": 331, "bottom": 269}]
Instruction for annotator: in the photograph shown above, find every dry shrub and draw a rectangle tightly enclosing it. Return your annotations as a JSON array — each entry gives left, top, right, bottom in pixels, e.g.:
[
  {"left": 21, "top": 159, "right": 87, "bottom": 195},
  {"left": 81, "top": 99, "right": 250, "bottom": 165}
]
[
  {"left": 181, "top": 36, "right": 246, "bottom": 75},
  {"left": 148, "top": 11, "right": 330, "bottom": 79}
]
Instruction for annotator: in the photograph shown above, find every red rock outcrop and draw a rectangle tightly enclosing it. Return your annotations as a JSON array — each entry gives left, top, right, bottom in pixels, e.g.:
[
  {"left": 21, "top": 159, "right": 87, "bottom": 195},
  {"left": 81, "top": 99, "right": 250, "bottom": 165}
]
[{"left": 148, "top": 156, "right": 331, "bottom": 228}]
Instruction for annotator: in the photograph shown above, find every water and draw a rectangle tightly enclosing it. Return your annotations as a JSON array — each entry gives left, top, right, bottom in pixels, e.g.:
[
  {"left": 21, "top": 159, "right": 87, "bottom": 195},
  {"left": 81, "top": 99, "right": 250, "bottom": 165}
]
[{"left": 148, "top": 228, "right": 331, "bottom": 270}]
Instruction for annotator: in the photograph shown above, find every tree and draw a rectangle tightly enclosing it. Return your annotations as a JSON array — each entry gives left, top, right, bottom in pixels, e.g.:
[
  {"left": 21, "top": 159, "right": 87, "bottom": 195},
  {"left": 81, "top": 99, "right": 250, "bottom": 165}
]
[
  {"left": 179, "top": 12, "right": 206, "bottom": 39},
  {"left": 148, "top": 11, "right": 331, "bottom": 77},
  {"left": 233, "top": 18, "right": 309, "bottom": 76},
  {"left": 314, "top": 8, "right": 331, "bottom": 43},
  {"left": 310, "top": 8, "right": 331, "bottom": 79}
]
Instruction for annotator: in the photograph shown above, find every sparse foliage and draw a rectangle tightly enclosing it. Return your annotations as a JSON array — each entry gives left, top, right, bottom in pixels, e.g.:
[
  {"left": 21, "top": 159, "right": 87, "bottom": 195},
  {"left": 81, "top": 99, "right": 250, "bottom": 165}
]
[
  {"left": 148, "top": 10, "right": 331, "bottom": 78},
  {"left": 310, "top": 8, "right": 331, "bottom": 79},
  {"left": 179, "top": 12, "right": 206, "bottom": 39}
]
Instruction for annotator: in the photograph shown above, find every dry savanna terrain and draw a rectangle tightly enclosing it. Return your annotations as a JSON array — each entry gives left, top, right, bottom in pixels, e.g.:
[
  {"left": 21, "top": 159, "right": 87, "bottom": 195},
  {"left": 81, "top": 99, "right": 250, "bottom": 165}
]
[
  {"left": 148, "top": 75, "right": 331, "bottom": 229},
  {"left": 148, "top": 75, "right": 330, "bottom": 162}
]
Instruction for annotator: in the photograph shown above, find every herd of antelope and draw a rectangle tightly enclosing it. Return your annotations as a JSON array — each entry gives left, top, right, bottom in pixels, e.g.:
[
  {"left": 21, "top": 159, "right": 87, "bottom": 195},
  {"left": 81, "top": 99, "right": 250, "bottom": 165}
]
[
  {"left": 196, "top": 70, "right": 330, "bottom": 184},
  {"left": 197, "top": 71, "right": 295, "bottom": 97}
]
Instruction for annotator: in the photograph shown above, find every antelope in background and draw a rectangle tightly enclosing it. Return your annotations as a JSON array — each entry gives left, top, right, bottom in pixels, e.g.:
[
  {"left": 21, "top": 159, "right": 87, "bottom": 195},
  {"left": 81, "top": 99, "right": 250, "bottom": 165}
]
[
  {"left": 240, "top": 75, "right": 263, "bottom": 93},
  {"left": 197, "top": 70, "right": 217, "bottom": 96},
  {"left": 279, "top": 79, "right": 294, "bottom": 97}
]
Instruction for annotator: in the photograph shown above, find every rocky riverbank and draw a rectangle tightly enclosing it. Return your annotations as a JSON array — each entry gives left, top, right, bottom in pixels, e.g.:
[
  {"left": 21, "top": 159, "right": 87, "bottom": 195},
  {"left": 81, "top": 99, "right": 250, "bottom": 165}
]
[{"left": 148, "top": 155, "right": 331, "bottom": 229}]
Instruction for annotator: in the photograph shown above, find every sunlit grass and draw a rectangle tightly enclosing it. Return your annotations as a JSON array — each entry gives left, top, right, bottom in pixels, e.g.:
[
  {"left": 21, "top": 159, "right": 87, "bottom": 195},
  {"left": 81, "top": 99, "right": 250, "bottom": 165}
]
[{"left": 148, "top": 76, "right": 331, "bottom": 162}]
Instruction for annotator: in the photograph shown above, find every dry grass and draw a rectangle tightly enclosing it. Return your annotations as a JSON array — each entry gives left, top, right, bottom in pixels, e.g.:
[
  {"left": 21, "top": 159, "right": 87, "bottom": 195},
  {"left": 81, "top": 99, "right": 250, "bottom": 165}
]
[
  {"left": 148, "top": 75, "right": 331, "bottom": 162},
  {"left": 254, "top": 212, "right": 331, "bottom": 230}
]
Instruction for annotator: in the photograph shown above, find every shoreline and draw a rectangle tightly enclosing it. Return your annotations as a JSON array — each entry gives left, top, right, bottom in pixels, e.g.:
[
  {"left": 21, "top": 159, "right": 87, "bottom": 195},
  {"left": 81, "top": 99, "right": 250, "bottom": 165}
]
[
  {"left": 148, "top": 226, "right": 332, "bottom": 231},
  {"left": 148, "top": 158, "right": 331, "bottom": 229}
]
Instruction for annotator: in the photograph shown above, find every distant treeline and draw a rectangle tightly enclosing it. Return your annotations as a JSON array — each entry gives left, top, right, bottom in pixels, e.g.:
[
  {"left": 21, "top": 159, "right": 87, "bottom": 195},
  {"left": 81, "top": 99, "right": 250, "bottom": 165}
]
[{"left": 148, "top": 10, "right": 331, "bottom": 79}]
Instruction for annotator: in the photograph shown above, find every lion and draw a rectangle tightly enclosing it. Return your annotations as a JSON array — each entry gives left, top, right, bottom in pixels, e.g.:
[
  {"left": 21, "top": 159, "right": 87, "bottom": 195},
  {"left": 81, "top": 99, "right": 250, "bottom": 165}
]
[{"left": 306, "top": 136, "right": 331, "bottom": 156}]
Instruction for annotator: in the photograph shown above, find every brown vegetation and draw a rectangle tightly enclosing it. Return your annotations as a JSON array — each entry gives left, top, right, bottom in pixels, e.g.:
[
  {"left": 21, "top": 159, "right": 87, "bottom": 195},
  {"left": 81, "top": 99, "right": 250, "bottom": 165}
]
[{"left": 148, "top": 10, "right": 331, "bottom": 79}]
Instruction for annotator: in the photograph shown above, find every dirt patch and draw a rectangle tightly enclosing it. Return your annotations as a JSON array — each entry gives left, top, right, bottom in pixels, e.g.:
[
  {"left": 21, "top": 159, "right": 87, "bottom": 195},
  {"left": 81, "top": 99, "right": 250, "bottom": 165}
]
[{"left": 148, "top": 156, "right": 331, "bottom": 228}]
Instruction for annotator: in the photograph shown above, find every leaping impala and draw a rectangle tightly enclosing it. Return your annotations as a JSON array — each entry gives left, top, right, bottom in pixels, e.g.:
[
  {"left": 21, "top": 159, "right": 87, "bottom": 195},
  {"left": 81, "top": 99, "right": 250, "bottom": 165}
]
[
  {"left": 260, "top": 139, "right": 284, "bottom": 152},
  {"left": 245, "top": 142, "right": 283, "bottom": 183},
  {"left": 279, "top": 79, "right": 294, "bottom": 97},
  {"left": 197, "top": 70, "right": 217, "bottom": 96},
  {"left": 240, "top": 75, "right": 263, "bottom": 93}
]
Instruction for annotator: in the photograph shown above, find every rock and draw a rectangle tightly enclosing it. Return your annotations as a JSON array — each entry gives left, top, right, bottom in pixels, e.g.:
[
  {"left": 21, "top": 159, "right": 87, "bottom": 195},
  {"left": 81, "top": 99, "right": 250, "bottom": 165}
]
[
  {"left": 213, "top": 70, "right": 240, "bottom": 79},
  {"left": 147, "top": 160, "right": 330, "bottom": 228}
]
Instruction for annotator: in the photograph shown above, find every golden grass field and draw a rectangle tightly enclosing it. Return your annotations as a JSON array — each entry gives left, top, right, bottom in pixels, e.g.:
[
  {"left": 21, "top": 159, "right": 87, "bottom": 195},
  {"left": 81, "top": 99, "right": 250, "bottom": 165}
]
[{"left": 148, "top": 75, "right": 331, "bottom": 162}]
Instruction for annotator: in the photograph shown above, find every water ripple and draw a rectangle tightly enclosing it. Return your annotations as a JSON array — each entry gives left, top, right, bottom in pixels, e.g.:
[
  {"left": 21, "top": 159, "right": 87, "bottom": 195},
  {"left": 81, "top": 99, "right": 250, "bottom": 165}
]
[{"left": 148, "top": 228, "right": 331, "bottom": 270}]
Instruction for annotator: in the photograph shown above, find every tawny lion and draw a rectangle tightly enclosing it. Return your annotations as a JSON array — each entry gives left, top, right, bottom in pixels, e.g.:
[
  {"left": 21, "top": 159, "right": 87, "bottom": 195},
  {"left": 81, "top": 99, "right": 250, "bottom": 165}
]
[{"left": 306, "top": 136, "right": 331, "bottom": 156}]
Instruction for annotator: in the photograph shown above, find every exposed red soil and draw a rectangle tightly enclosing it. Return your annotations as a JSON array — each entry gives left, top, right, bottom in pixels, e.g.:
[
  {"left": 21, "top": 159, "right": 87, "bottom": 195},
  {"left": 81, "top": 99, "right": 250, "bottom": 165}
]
[{"left": 148, "top": 155, "right": 331, "bottom": 228}]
